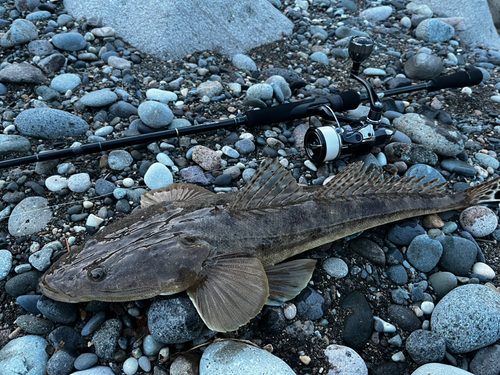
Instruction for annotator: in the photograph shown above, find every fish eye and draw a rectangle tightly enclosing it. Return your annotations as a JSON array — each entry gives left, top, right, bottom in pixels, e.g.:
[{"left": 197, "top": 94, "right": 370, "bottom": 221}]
[{"left": 88, "top": 267, "right": 106, "bottom": 282}]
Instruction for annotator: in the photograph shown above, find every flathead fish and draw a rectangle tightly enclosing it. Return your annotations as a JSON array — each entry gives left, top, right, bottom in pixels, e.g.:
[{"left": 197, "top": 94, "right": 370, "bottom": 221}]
[{"left": 39, "top": 158, "right": 500, "bottom": 332}]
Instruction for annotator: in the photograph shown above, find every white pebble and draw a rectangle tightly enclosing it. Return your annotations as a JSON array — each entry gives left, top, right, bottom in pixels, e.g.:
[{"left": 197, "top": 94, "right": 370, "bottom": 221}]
[
  {"left": 474, "top": 166, "right": 489, "bottom": 178},
  {"left": 123, "top": 178, "right": 134, "bottom": 187},
  {"left": 491, "top": 95, "right": 500, "bottom": 103},
  {"left": 159, "top": 347, "right": 170, "bottom": 363},
  {"left": 304, "top": 159, "right": 317, "bottom": 171},
  {"left": 472, "top": 262, "right": 495, "bottom": 280},
  {"left": 82, "top": 201, "right": 93, "bottom": 209},
  {"left": 376, "top": 152, "right": 387, "bottom": 166},
  {"left": 412, "top": 306, "right": 424, "bottom": 318},
  {"left": 461, "top": 87, "right": 472, "bottom": 95},
  {"left": 420, "top": 301, "right": 435, "bottom": 315},
  {"left": 239, "top": 132, "right": 254, "bottom": 141},
  {"left": 284, "top": 303, "right": 297, "bottom": 319},
  {"left": 391, "top": 351, "right": 405, "bottom": 362},
  {"left": 123, "top": 357, "right": 138, "bottom": 375},
  {"left": 323, "top": 257, "right": 348, "bottom": 278},
  {"left": 86, "top": 214, "right": 104, "bottom": 228}
]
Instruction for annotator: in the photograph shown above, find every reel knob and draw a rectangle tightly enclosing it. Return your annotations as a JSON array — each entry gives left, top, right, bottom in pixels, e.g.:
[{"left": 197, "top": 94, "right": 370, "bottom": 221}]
[{"left": 348, "top": 37, "right": 374, "bottom": 64}]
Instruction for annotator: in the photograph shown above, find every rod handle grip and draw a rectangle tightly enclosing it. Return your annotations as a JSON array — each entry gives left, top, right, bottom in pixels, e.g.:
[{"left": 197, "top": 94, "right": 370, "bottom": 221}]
[
  {"left": 245, "top": 90, "right": 361, "bottom": 127},
  {"left": 428, "top": 68, "right": 483, "bottom": 92}
]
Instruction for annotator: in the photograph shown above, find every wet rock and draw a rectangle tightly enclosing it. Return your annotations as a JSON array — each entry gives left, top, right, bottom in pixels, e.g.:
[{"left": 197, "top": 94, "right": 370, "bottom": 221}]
[
  {"left": 404, "top": 53, "right": 443, "bottom": 80},
  {"left": 340, "top": 292, "right": 373, "bottom": 349}
]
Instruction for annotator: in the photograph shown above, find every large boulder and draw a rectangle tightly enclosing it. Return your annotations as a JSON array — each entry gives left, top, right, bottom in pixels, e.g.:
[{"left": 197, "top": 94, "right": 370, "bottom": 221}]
[
  {"left": 411, "top": 0, "right": 500, "bottom": 49},
  {"left": 63, "top": 0, "right": 293, "bottom": 59}
]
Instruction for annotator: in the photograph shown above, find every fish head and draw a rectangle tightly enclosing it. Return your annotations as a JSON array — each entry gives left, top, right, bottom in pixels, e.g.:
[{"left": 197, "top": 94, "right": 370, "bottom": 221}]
[{"left": 39, "top": 234, "right": 212, "bottom": 303}]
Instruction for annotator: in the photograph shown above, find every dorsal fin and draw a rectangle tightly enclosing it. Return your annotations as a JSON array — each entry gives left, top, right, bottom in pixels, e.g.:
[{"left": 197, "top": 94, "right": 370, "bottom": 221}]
[
  {"left": 314, "top": 162, "right": 448, "bottom": 200},
  {"left": 229, "top": 158, "right": 306, "bottom": 210},
  {"left": 141, "top": 183, "right": 215, "bottom": 208}
]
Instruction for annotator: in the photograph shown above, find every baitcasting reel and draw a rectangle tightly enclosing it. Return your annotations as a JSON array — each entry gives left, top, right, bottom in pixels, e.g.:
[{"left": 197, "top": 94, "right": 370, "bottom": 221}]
[{"left": 305, "top": 37, "right": 393, "bottom": 163}]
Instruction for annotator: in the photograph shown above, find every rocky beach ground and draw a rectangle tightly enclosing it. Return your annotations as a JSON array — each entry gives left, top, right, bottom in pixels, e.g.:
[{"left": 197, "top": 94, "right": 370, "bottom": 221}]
[{"left": 1, "top": 0, "right": 500, "bottom": 374}]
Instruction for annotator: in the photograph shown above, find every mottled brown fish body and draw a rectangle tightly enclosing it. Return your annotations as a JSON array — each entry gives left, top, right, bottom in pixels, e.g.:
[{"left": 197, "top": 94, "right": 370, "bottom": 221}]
[{"left": 39, "top": 158, "right": 500, "bottom": 332}]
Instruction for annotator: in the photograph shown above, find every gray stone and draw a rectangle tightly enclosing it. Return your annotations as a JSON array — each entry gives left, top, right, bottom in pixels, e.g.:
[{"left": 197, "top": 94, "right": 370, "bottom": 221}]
[
  {"left": 310, "top": 51, "right": 329, "bottom": 65},
  {"left": 26, "top": 11, "right": 51, "bottom": 21},
  {"left": 0, "top": 335, "right": 48, "bottom": 375},
  {"left": 148, "top": 296, "right": 204, "bottom": 344},
  {"left": 74, "top": 353, "right": 99, "bottom": 371},
  {"left": 428, "top": 271, "right": 457, "bottom": 300},
  {"left": 0, "top": 63, "right": 46, "bottom": 84},
  {"left": 407, "top": 234, "right": 443, "bottom": 272},
  {"left": 46, "top": 350, "right": 76, "bottom": 375},
  {"left": 109, "top": 101, "right": 138, "bottom": 118},
  {"left": 57, "top": 14, "right": 74, "bottom": 26},
  {"left": 431, "top": 284, "right": 500, "bottom": 353},
  {"left": 197, "top": 81, "right": 223, "bottom": 98},
  {"left": 246, "top": 83, "right": 274, "bottom": 100},
  {"left": 0, "top": 134, "right": 31, "bottom": 155},
  {"left": 16, "top": 315, "right": 54, "bottom": 335},
  {"left": 415, "top": 19, "right": 455, "bottom": 43},
  {"left": 469, "top": 345, "right": 500, "bottom": 375},
  {"left": 108, "top": 56, "right": 131, "bottom": 70},
  {"left": 406, "top": 329, "right": 446, "bottom": 365},
  {"left": 37, "top": 54, "right": 66, "bottom": 74},
  {"left": 475, "top": 152, "right": 500, "bottom": 169},
  {"left": 440, "top": 159, "right": 477, "bottom": 177},
  {"left": 50, "top": 73, "right": 81, "bottom": 93},
  {"left": 142, "top": 335, "right": 164, "bottom": 356},
  {"left": 29, "top": 248, "right": 53, "bottom": 271},
  {"left": 411, "top": 0, "right": 500, "bottom": 49},
  {"left": 68, "top": 173, "right": 92, "bottom": 193},
  {"left": 324, "top": 345, "right": 368, "bottom": 375},
  {"left": 180, "top": 166, "right": 214, "bottom": 185},
  {"left": 138, "top": 101, "right": 174, "bottom": 128},
  {"left": 92, "top": 319, "right": 122, "bottom": 361},
  {"left": 437, "top": 236, "right": 477, "bottom": 276},
  {"left": 64, "top": 0, "right": 293, "bottom": 59},
  {"left": 348, "top": 237, "right": 386, "bottom": 266},
  {"left": 235, "top": 139, "right": 256, "bottom": 155},
  {"left": 385, "top": 142, "right": 438, "bottom": 166},
  {"left": 1, "top": 19, "right": 38, "bottom": 48},
  {"left": 335, "top": 26, "right": 369, "bottom": 38},
  {"left": 323, "top": 257, "right": 348, "bottom": 278},
  {"left": 144, "top": 162, "right": 174, "bottom": 189},
  {"left": 232, "top": 54, "right": 257, "bottom": 71},
  {"left": 51, "top": 32, "right": 87, "bottom": 51},
  {"left": 108, "top": 150, "right": 133, "bottom": 170},
  {"left": 28, "top": 40, "right": 54, "bottom": 56},
  {"left": 80, "top": 89, "right": 118, "bottom": 107},
  {"left": 146, "top": 88, "right": 177, "bottom": 103},
  {"left": 0, "top": 249, "right": 12, "bottom": 281},
  {"left": 393, "top": 114, "right": 464, "bottom": 157},
  {"left": 359, "top": 5, "right": 393, "bottom": 21},
  {"left": 412, "top": 364, "right": 473, "bottom": 375},
  {"left": 404, "top": 53, "right": 443, "bottom": 80},
  {"left": 200, "top": 341, "right": 295, "bottom": 375},
  {"left": 8, "top": 197, "right": 52, "bottom": 236},
  {"left": 15, "top": 108, "right": 89, "bottom": 139}
]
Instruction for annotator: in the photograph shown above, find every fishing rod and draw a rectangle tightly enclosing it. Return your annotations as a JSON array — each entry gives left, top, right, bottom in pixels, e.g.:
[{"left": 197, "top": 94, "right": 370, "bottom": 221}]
[{"left": 0, "top": 37, "right": 484, "bottom": 169}]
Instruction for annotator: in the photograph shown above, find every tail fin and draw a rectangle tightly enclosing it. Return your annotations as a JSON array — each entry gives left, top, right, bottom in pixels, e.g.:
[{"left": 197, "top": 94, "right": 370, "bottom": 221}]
[{"left": 466, "top": 176, "right": 500, "bottom": 205}]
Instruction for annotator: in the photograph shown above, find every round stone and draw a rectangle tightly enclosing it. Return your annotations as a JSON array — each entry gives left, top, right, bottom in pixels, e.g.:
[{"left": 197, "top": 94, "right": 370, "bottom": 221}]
[
  {"left": 200, "top": 340, "right": 296, "bottom": 375},
  {"left": 404, "top": 53, "right": 443, "bottom": 80},
  {"left": 146, "top": 89, "right": 177, "bottom": 103},
  {"left": 80, "top": 89, "right": 118, "bottom": 107},
  {"left": 431, "top": 284, "right": 500, "bottom": 353},
  {"left": 138, "top": 101, "right": 174, "bottom": 128},
  {"left": 8, "top": 197, "right": 52, "bottom": 237},
  {"left": 232, "top": 54, "right": 257, "bottom": 71},
  {"left": 324, "top": 345, "right": 368, "bottom": 375},
  {"left": 123, "top": 357, "right": 138, "bottom": 375},
  {"left": 51, "top": 32, "right": 87, "bottom": 51},
  {"left": 0, "top": 249, "right": 13, "bottom": 281},
  {"left": 108, "top": 150, "right": 133, "bottom": 170},
  {"left": 50, "top": 73, "right": 82, "bottom": 94},
  {"left": 322, "top": 257, "right": 348, "bottom": 278},
  {"left": 15, "top": 108, "right": 89, "bottom": 139},
  {"left": 405, "top": 329, "right": 446, "bottom": 365},
  {"left": 144, "top": 163, "right": 173, "bottom": 190},
  {"left": 406, "top": 234, "right": 443, "bottom": 272},
  {"left": 472, "top": 262, "right": 495, "bottom": 280},
  {"left": 460, "top": 206, "right": 498, "bottom": 237},
  {"left": 67, "top": 173, "right": 91, "bottom": 193},
  {"left": 1, "top": 19, "right": 38, "bottom": 48}
]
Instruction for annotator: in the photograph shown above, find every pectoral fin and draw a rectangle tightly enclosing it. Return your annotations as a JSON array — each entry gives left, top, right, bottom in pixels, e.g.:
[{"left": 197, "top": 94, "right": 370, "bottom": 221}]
[
  {"left": 187, "top": 255, "right": 269, "bottom": 332},
  {"left": 265, "top": 259, "right": 317, "bottom": 306}
]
